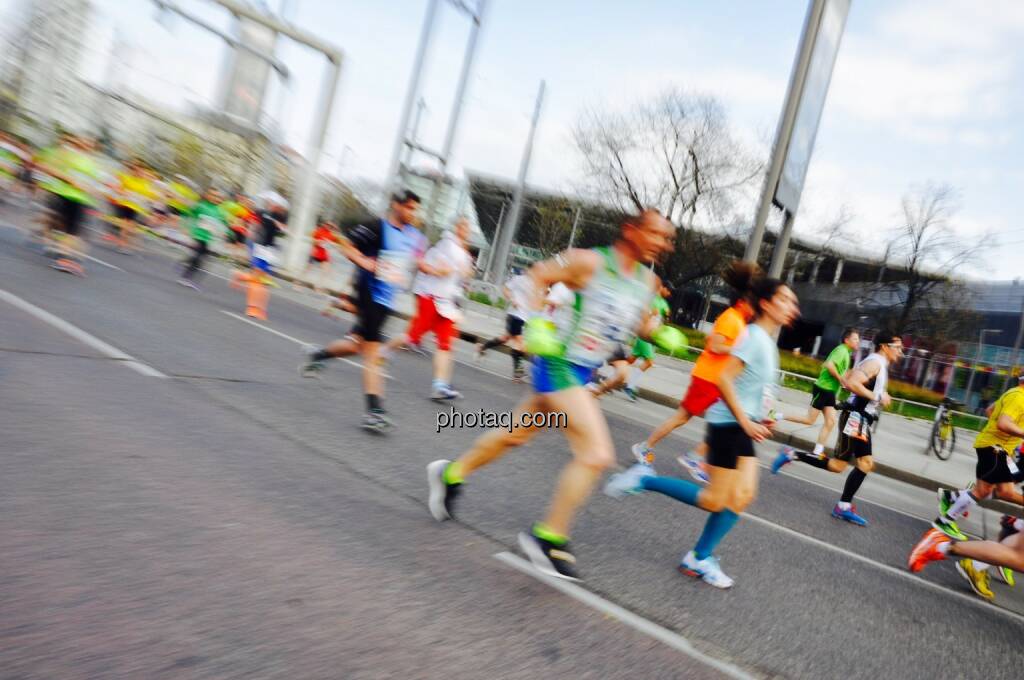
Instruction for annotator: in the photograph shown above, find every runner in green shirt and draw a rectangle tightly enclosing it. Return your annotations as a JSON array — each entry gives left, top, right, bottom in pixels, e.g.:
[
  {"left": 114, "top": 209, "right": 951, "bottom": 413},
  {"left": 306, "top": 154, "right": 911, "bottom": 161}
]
[
  {"left": 623, "top": 287, "right": 673, "bottom": 401},
  {"left": 784, "top": 327, "right": 859, "bottom": 456},
  {"left": 177, "top": 187, "right": 229, "bottom": 291}
]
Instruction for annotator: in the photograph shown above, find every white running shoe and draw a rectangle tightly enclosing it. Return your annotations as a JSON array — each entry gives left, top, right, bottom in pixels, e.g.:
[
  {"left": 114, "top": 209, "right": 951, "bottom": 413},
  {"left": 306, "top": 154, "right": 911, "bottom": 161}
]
[
  {"left": 431, "top": 384, "right": 461, "bottom": 401},
  {"left": 679, "top": 551, "right": 734, "bottom": 589},
  {"left": 604, "top": 463, "right": 653, "bottom": 498},
  {"left": 631, "top": 441, "right": 654, "bottom": 466}
]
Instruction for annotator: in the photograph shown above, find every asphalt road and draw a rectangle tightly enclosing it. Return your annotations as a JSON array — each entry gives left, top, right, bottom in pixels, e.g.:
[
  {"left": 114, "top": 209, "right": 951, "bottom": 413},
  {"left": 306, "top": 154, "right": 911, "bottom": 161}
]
[{"left": 2, "top": 210, "right": 1023, "bottom": 680}]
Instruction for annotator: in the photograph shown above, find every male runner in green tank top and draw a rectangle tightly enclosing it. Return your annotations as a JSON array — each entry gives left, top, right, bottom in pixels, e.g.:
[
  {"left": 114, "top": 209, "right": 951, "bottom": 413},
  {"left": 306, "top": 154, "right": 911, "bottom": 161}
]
[{"left": 426, "top": 209, "right": 676, "bottom": 580}]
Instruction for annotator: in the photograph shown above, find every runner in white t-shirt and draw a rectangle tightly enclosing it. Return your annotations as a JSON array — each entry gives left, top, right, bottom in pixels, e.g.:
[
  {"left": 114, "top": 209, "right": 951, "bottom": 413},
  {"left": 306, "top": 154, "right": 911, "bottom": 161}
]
[
  {"left": 476, "top": 270, "right": 533, "bottom": 382},
  {"left": 386, "top": 218, "right": 474, "bottom": 399}
]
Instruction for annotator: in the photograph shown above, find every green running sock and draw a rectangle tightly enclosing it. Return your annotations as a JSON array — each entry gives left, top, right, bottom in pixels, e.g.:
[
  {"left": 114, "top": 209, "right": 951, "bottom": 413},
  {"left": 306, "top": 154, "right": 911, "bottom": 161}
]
[{"left": 532, "top": 522, "right": 568, "bottom": 546}]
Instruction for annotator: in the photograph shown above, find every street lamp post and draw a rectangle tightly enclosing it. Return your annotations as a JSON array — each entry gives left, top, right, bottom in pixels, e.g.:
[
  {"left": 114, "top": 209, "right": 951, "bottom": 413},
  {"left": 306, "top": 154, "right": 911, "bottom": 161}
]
[{"left": 964, "top": 328, "right": 1002, "bottom": 409}]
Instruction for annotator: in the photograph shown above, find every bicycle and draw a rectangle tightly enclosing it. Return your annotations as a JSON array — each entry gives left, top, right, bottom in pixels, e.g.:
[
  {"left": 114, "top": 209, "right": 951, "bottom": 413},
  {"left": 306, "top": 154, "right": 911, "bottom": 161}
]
[{"left": 929, "top": 397, "right": 958, "bottom": 460}]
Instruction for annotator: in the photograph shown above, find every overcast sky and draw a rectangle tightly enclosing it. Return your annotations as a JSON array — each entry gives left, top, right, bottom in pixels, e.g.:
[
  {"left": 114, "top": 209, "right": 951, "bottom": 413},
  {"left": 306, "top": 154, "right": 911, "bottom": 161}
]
[{"left": 5, "top": 0, "right": 1022, "bottom": 280}]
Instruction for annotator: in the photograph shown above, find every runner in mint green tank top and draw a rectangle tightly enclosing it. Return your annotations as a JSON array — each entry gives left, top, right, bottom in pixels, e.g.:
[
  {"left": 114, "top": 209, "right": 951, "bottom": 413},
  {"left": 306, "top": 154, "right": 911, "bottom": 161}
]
[{"left": 426, "top": 209, "right": 677, "bottom": 581}]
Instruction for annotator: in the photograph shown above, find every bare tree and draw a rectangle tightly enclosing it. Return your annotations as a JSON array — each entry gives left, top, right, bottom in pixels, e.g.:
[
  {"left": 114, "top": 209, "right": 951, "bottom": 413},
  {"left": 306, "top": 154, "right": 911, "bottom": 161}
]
[
  {"left": 876, "top": 183, "right": 987, "bottom": 336},
  {"left": 572, "top": 88, "right": 761, "bottom": 288},
  {"left": 533, "top": 198, "right": 576, "bottom": 257}
]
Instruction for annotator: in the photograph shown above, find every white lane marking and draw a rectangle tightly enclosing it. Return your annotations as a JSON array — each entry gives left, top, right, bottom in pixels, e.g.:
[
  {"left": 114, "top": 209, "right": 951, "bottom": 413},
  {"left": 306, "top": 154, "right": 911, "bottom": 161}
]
[
  {"left": 81, "top": 253, "right": 123, "bottom": 271},
  {"left": 0, "top": 288, "right": 166, "bottom": 378},
  {"left": 740, "top": 511, "right": 1024, "bottom": 626},
  {"left": 493, "top": 552, "right": 755, "bottom": 680},
  {"left": 219, "top": 310, "right": 391, "bottom": 379}
]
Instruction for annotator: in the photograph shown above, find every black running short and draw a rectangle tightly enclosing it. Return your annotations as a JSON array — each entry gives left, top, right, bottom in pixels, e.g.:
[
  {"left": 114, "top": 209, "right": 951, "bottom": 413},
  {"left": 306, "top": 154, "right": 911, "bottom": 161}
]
[
  {"left": 351, "top": 289, "right": 392, "bottom": 343},
  {"left": 113, "top": 204, "right": 139, "bottom": 222},
  {"left": 975, "top": 446, "right": 1022, "bottom": 485},
  {"left": 52, "top": 195, "right": 85, "bottom": 236},
  {"left": 810, "top": 384, "right": 839, "bottom": 410},
  {"left": 505, "top": 314, "right": 525, "bottom": 337},
  {"left": 835, "top": 409, "right": 873, "bottom": 460},
  {"left": 608, "top": 344, "right": 629, "bottom": 363},
  {"left": 704, "top": 423, "right": 755, "bottom": 470}
]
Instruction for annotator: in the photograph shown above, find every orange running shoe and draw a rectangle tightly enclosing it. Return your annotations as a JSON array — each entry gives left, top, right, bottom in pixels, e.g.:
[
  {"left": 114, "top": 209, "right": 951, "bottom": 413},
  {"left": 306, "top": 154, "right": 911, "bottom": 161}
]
[{"left": 908, "top": 528, "right": 951, "bottom": 573}]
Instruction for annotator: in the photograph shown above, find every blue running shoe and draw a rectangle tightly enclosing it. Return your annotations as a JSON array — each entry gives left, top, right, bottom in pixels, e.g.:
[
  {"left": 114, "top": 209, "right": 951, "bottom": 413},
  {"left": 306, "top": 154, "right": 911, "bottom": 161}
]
[
  {"left": 832, "top": 504, "right": 868, "bottom": 527},
  {"left": 771, "top": 447, "right": 795, "bottom": 474},
  {"left": 676, "top": 451, "right": 710, "bottom": 484}
]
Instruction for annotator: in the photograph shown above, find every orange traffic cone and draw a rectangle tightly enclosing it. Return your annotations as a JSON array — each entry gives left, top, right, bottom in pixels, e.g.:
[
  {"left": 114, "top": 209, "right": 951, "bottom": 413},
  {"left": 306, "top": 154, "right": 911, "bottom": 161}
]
[
  {"left": 230, "top": 270, "right": 250, "bottom": 291},
  {"left": 245, "top": 277, "right": 269, "bottom": 320}
]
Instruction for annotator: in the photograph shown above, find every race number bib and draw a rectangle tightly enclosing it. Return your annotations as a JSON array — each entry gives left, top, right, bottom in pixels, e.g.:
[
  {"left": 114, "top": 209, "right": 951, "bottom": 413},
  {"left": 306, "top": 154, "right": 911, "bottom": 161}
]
[
  {"left": 434, "top": 298, "right": 464, "bottom": 324},
  {"left": 843, "top": 411, "right": 868, "bottom": 441},
  {"left": 1006, "top": 448, "right": 1021, "bottom": 476},
  {"left": 376, "top": 249, "right": 413, "bottom": 289},
  {"left": 252, "top": 244, "right": 278, "bottom": 265},
  {"left": 565, "top": 281, "right": 634, "bottom": 366}
]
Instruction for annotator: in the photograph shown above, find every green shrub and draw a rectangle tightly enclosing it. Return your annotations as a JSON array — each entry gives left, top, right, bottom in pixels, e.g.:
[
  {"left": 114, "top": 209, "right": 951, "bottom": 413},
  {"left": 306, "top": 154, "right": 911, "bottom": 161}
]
[
  {"left": 466, "top": 291, "right": 506, "bottom": 309},
  {"left": 887, "top": 380, "right": 943, "bottom": 406}
]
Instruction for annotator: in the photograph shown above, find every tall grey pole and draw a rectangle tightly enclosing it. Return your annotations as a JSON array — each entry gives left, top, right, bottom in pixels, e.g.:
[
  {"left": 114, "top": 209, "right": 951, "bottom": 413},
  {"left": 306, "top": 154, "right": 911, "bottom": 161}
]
[
  {"left": 567, "top": 206, "right": 581, "bottom": 249},
  {"left": 767, "top": 209, "right": 795, "bottom": 277},
  {"left": 403, "top": 97, "right": 426, "bottom": 168},
  {"left": 743, "top": 0, "right": 824, "bottom": 263},
  {"left": 283, "top": 57, "right": 343, "bottom": 273},
  {"left": 486, "top": 80, "right": 546, "bottom": 286},
  {"left": 1003, "top": 297, "right": 1024, "bottom": 393},
  {"left": 382, "top": 0, "right": 439, "bottom": 208},
  {"left": 426, "top": 0, "right": 487, "bottom": 236},
  {"left": 483, "top": 201, "right": 506, "bottom": 276}
]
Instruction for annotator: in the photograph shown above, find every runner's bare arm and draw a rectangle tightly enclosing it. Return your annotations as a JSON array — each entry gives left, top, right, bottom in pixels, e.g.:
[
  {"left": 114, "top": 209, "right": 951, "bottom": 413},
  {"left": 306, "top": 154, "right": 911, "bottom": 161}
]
[
  {"left": 845, "top": 360, "right": 879, "bottom": 402},
  {"left": 715, "top": 355, "right": 771, "bottom": 442},
  {"left": 339, "top": 238, "right": 376, "bottom": 273},
  {"left": 996, "top": 413, "right": 1024, "bottom": 438},
  {"left": 526, "top": 249, "right": 600, "bottom": 307},
  {"left": 705, "top": 332, "right": 734, "bottom": 355}
]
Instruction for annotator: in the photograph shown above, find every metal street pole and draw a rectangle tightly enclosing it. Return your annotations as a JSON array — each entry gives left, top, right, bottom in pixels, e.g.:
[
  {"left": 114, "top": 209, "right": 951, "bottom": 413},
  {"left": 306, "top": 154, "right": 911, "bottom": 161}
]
[
  {"left": 744, "top": 0, "right": 825, "bottom": 264},
  {"left": 767, "top": 210, "right": 796, "bottom": 278},
  {"left": 425, "top": 0, "right": 487, "bottom": 237},
  {"left": 485, "top": 80, "right": 546, "bottom": 286},
  {"left": 403, "top": 97, "right": 427, "bottom": 168},
  {"left": 483, "top": 201, "right": 506, "bottom": 277},
  {"left": 567, "top": 206, "right": 581, "bottom": 249},
  {"left": 153, "top": 0, "right": 290, "bottom": 77},
  {"left": 382, "top": 0, "right": 440, "bottom": 207},
  {"left": 1003, "top": 296, "right": 1024, "bottom": 393},
  {"left": 284, "top": 57, "right": 342, "bottom": 273}
]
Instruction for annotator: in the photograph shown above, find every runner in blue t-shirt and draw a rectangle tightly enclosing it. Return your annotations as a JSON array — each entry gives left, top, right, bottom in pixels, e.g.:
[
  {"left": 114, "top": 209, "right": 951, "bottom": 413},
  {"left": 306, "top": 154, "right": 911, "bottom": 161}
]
[
  {"left": 605, "top": 276, "right": 800, "bottom": 589},
  {"left": 299, "top": 190, "right": 430, "bottom": 431}
]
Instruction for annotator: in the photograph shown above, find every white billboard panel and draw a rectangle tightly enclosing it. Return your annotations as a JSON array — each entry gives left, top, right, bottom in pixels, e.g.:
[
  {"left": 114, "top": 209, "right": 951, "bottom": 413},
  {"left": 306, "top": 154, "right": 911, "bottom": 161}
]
[
  {"left": 775, "top": 0, "right": 850, "bottom": 213},
  {"left": 218, "top": 19, "right": 277, "bottom": 127}
]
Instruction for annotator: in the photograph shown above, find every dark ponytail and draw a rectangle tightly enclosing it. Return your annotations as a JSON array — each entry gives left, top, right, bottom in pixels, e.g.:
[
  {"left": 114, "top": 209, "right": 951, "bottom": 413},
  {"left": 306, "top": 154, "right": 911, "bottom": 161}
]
[
  {"left": 721, "top": 260, "right": 762, "bottom": 306},
  {"left": 749, "top": 276, "right": 787, "bottom": 319}
]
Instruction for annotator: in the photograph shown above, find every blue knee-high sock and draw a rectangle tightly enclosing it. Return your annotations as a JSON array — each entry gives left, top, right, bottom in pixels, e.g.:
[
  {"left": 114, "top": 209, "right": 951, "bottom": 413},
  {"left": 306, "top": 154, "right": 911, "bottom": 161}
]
[
  {"left": 640, "top": 475, "right": 701, "bottom": 507},
  {"left": 693, "top": 510, "right": 740, "bottom": 560}
]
